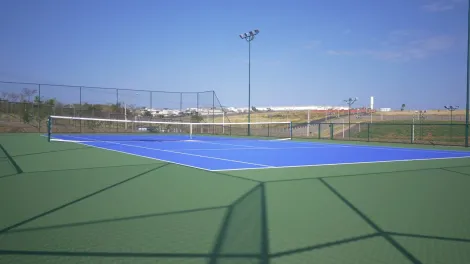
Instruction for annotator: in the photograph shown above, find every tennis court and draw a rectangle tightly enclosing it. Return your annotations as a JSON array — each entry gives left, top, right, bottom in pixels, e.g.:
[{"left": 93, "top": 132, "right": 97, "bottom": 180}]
[
  {"left": 51, "top": 133, "right": 470, "bottom": 171},
  {"left": 1, "top": 121, "right": 470, "bottom": 263}
]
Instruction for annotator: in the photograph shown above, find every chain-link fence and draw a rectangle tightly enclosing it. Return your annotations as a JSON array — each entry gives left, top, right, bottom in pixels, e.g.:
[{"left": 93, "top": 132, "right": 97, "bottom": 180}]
[
  {"left": 0, "top": 81, "right": 229, "bottom": 133},
  {"left": 293, "top": 122, "right": 468, "bottom": 147}
]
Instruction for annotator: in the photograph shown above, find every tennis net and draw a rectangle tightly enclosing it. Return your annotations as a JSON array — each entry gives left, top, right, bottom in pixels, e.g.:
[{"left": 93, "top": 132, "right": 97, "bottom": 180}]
[{"left": 47, "top": 115, "right": 293, "bottom": 142}]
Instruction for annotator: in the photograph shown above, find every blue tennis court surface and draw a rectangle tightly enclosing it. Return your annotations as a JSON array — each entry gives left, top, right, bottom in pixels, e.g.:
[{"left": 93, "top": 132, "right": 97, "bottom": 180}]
[{"left": 51, "top": 134, "right": 470, "bottom": 171}]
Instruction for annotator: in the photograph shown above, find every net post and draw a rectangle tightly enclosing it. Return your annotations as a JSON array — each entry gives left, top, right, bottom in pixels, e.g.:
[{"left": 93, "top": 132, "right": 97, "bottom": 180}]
[
  {"left": 289, "top": 121, "right": 293, "bottom": 139},
  {"left": 47, "top": 116, "right": 52, "bottom": 142},
  {"left": 190, "top": 123, "right": 193, "bottom": 139}
]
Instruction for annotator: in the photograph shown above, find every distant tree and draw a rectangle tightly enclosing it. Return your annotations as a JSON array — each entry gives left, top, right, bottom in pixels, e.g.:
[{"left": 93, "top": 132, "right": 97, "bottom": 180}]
[
  {"left": 126, "top": 104, "right": 137, "bottom": 114},
  {"left": 0, "top": 91, "right": 8, "bottom": 100},
  {"left": 190, "top": 111, "right": 204, "bottom": 123},
  {"left": 143, "top": 110, "right": 152, "bottom": 117},
  {"left": 400, "top": 104, "right": 406, "bottom": 111},
  {"left": 22, "top": 110, "right": 33, "bottom": 124},
  {"left": 251, "top": 106, "right": 258, "bottom": 112},
  {"left": 86, "top": 104, "right": 102, "bottom": 112},
  {"left": 9, "top": 93, "right": 19, "bottom": 102},
  {"left": 111, "top": 102, "right": 123, "bottom": 113},
  {"left": 21, "top": 88, "right": 37, "bottom": 102},
  {"left": 45, "top": 98, "right": 56, "bottom": 106}
]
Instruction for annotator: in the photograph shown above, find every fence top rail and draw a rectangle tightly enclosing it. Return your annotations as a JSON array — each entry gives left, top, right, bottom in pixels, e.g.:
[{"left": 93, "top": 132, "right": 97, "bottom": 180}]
[
  {"left": 292, "top": 122, "right": 467, "bottom": 126},
  {"left": 0, "top": 80, "right": 214, "bottom": 94},
  {"left": 0, "top": 80, "right": 81, "bottom": 88}
]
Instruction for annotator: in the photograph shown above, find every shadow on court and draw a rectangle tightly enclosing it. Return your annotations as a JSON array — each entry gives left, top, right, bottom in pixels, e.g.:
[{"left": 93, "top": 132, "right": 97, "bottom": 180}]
[
  {"left": 5, "top": 175, "right": 469, "bottom": 264},
  {"left": 1, "top": 134, "right": 470, "bottom": 264},
  {"left": 10, "top": 147, "right": 93, "bottom": 158}
]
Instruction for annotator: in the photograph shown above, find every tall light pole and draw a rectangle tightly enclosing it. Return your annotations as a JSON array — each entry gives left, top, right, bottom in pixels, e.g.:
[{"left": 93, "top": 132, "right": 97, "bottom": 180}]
[
  {"left": 466, "top": 0, "right": 470, "bottom": 147},
  {"left": 344, "top": 97, "right": 358, "bottom": 139},
  {"left": 444, "top": 105, "right": 459, "bottom": 124},
  {"left": 239, "top": 29, "right": 260, "bottom": 136},
  {"left": 445, "top": 105, "right": 459, "bottom": 143}
]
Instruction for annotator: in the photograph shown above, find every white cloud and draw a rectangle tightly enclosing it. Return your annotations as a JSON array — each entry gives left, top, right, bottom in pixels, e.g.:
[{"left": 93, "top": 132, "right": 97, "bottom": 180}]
[
  {"left": 304, "top": 40, "right": 322, "bottom": 49},
  {"left": 327, "top": 50, "right": 355, "bottom": 56},
  {"left": 326, "top": 31, "right": 455, "bottom": 62},
  {"left": 421, "top": 0, "right": 465, "bottom": 12}
]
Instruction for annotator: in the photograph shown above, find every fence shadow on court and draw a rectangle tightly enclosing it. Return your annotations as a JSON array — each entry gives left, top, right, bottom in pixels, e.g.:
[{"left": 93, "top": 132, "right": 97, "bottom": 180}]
[
  {"left": 0, "top": 165, "right": 264, "bottom": 263},
  {"left": 2, "top": 166, "right": 470, "bottom": 264},
  {"left": 10, "top": 147, "right": 93, "bottom": 158}
]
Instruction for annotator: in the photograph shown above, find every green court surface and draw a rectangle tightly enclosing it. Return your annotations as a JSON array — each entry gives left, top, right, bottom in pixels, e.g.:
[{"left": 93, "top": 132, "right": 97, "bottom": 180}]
[{"left": 1, "top": 134, "right": 470, "bottom": 264}]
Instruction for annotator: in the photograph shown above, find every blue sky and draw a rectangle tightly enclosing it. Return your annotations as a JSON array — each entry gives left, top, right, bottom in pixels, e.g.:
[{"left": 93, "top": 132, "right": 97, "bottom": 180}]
[{"left": 0, "top": 0, "right": 468, "bottom": 110}]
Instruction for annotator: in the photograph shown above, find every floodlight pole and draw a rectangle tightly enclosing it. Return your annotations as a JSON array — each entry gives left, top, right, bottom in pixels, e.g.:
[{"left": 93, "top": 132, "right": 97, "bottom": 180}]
[
  {"left": 445, "top": 105, "right": 459, "bottom": 142},
  {"left": 444, "top": 105, "right": 459, "bottom": 125},
  {"left": 240, "top": 29, "right": 259, "bottom": 136},
  {"left": 344, "top": 97, "right": 357, "bottom": 139},
  {"left": 466, "top": 2, "right": 470, "bottom": 147}
]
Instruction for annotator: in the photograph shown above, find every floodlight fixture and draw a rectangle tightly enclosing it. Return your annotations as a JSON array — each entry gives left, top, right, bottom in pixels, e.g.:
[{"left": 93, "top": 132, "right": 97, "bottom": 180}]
[
  {"left": 445, "top": 105, "right": 459, "bottom": 124},
  {"left": 240, "top": 29, "right": 259, "bottom": 41},
  {"left": 343, "top": 97, "right": 358, "bottom": 139},
  {"left": 444, "top": 105, "right": 459, "bottom": 110}
]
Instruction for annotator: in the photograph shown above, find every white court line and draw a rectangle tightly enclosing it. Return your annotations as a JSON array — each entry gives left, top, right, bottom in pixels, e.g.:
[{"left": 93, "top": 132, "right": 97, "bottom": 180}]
[
  {"left": 268, "top": 140, "right": 470, "bottom": 154},
  {"left": 189, "top": 140, "right": 262, "bottom": 149},
  {"left": 210, "top": 156, "right": 470, "bottom": 172},
  {"left": 47, "top": 135, "right": 470, "bottom": 172},
  {"left": 44, "top": 137, "right": 210, "bottom": 171},
  {"left": 62, "top": 135, "right": 274, "bottom": 169},
  {"left": 173, "top": 145, "right": 347, "bottom": 151}
]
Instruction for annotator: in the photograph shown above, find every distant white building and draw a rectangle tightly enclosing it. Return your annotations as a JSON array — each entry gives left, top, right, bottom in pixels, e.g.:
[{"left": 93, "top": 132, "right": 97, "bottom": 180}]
[
  {"left": 137, "top": 105, "right": 352, "bottom": 117},
  {"left": 254, "top": 105, "right": 348, "bottom": 111},
  {"left": 379, "top": 108, "right": 392, "bottom": 112}
]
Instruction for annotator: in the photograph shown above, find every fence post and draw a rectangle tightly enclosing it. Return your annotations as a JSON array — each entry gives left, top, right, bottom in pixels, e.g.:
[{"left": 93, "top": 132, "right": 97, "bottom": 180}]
[
  {"left": 38, "top": 84, "right": 41, "bottom": 133},
  {"left": 367, "top": 123, "right": 370, "bottom": 142},
  {"left": 307, "top": 110, "right": 310, "bottom": 136},
  {"left": 180, "top": 92, "right": 183, "bottom": 113},
  {"left": 196, "top": 92, "right": 199, "bottom": 113},
  {"left": 79, "top": 86, "right": 82, "bottom": 133},
  {"left": 47, "top": 116, "right": 51, "bottom": 142},
  {"left": 212, "top": 91, "right": 215, "bottom": 134},
  {"left": 330, "top": 123, "right": 334, "bottom": 140},
  {"left": 116, "top": 88, "right": 119, "bottom": 132},
  {"left": 411, "top": 124, "right": 414, "bottom": 144},
  {"left": 290, "top": 121, "right": 293, "bottom": 139},
  {"left": 318, "top": 124, "right": 321, "bottom": 139}
]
